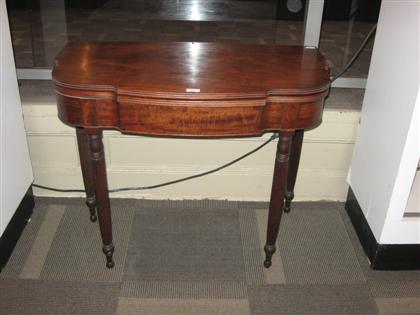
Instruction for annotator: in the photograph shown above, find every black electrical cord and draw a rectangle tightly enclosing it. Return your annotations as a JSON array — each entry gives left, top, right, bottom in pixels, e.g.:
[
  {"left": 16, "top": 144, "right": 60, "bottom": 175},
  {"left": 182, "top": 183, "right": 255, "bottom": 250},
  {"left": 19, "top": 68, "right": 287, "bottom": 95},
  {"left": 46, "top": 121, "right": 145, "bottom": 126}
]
[
  {"left": 331, "top": 23, "right": 377, "bottom": 82},
  {"left": 32, "top": 23, "right": 377, "bottom": 193},
  {"left": 32, "top": 133, "right": 279, "bottom": 193},
  {"left": 31, "top": 184, "right": 84, "bottom": 193}
]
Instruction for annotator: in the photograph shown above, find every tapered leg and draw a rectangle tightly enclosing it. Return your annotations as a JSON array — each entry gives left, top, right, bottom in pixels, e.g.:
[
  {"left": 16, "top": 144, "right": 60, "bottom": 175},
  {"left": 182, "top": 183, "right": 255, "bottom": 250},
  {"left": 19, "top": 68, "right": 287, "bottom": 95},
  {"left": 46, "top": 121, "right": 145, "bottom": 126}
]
[
  {"left": 264, "top": 131, "right": 294, "bottom": 268},
  {"left": 87, "top": 129, "right": 115, "bottom": 268},
  {"left": 284, "top": 130, "right": 304, "bottom": 213},
  {"left": 76, "top": 128, "right": 97, "bottom": 222}
]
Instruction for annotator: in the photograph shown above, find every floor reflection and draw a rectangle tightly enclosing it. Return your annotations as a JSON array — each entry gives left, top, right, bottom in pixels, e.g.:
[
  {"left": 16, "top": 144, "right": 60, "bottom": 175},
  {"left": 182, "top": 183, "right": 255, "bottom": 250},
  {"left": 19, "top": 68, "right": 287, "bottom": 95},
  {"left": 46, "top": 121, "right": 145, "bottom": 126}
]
[
  {"left": 100, "top": 0, "right": 278, "bottom": 21},
  {"left": 7, "top": 0, "right": 374, "bottom": 78}
]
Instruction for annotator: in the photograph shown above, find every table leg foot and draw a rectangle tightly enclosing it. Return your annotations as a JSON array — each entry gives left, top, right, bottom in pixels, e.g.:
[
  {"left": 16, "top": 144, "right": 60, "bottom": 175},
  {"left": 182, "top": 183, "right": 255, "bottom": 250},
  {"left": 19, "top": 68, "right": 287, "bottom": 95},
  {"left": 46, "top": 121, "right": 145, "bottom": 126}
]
[
  {"left": 283, "top": 191, "right": 294, "bottom": 213},
  {"left": 86, "top": 197, "right": 97, "bottom": 222},
  {"left": 263, "top": 244, "right": 276, "bottom": 268},
  {"left": 103, "top": 244, "right": 115, "bottom": 269}
]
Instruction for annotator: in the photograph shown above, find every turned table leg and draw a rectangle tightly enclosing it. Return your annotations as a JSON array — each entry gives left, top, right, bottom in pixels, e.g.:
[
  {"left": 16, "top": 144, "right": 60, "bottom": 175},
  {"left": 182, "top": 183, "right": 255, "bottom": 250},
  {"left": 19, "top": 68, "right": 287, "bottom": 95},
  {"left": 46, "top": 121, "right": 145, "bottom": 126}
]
[
  {"left": 76, "top": 128, "right": 97, "bottom": 222},
  {"left": 264, "top": 131, "right": 293, "bottom": 268},
  {"left": 87, "top": 129, "right": 115, "bottom": 268},
  {"left": 284, "top": 129, "right": 304, "bottom": 213}
]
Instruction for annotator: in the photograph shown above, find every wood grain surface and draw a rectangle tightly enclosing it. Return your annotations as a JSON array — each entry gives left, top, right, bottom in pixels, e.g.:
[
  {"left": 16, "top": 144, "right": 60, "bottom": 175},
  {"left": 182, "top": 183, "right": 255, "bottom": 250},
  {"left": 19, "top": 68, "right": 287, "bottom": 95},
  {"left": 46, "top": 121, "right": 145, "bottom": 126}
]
[{"left": 53, "top": 42, "right": 330, "bottom": 137}]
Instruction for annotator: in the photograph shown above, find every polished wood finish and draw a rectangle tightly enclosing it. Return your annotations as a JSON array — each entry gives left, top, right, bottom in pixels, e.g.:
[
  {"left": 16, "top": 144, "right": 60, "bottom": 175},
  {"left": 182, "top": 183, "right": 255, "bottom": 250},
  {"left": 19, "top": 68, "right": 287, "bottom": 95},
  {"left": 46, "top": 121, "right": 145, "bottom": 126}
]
[
  {"left": 264, "top": 132, "right": 294, "bottom": 267},
  {"left": 284, "top": 129, "right": 304, "bottom": 213},
  {"left": 87, "top": 129, "right": 114, "bottom": 268},
  {"left": 52, "top": 42, "right": 330, "bottom": 268},
  {"left": 76, "top": 127, "right": 97, "bottom": 222},
  {"left": 53, "top": 42, "right": 330, "bottom": 137}
]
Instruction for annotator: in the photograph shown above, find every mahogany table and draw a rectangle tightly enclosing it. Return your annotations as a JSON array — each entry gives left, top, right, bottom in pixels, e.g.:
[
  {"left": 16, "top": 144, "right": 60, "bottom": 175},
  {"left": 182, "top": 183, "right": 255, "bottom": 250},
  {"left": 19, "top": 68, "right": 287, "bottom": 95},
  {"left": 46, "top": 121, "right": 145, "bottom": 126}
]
[{"left": 52, "top": 42, "right": 330, "bottom": 268}]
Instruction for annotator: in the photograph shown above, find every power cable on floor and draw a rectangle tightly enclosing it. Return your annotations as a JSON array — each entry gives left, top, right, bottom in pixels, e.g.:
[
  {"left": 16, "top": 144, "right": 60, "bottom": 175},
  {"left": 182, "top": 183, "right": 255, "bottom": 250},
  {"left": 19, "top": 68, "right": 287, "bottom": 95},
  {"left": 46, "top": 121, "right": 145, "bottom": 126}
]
[{"left": 32, "top": 133, "right": 279, "bottom": 193}]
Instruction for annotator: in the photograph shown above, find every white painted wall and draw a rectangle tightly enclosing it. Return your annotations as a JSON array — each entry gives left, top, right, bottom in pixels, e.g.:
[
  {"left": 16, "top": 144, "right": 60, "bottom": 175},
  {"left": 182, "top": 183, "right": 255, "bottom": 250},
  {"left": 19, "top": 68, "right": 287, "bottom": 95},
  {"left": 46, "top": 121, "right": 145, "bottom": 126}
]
[
  {"left": 0, "top": 0, "right": 34, "bottom": 235},
  {"left": 349, "top": 1, "right": 420, "bottom": 244}
]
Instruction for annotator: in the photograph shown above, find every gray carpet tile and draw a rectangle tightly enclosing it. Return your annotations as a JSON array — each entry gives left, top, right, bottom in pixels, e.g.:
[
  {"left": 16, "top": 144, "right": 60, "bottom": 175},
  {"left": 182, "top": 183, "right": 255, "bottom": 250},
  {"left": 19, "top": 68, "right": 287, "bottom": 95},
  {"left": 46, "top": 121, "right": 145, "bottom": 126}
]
[
  {"left": 255, "top": 209, "right": 287, "bottom": 284},
  {"left": 364, "top": 271, "right": 420, "bottom": 299},
  {"left": 33, "top": 196, "right": 97, "bottom": 207},
  {"left": 278, "top": 205, "right": 366, "bottom": 284},
  {"left": 0, "top": 279, "right": 120, "bottom": 315},
  {"left": 1, "top": 198, "right": 419, "bottom": 315},
  {"left": 112, "top": 198, "right": 268, "bottom": 211},
  {"left": 283, "top": 201, "right": 339, "bottom": 211},
  {"left": 248, "top": 284, "right": 380, "bottom": 315},
  {"left": 120, "top": 280, "right": 248, "bottom": 299},
  {"left": 337, "top": 203, "right": 420, "bottom": 299},
  {"left": 116, "top": 297, "right": 251, "bottom": 315},
  {"left": 0, "top": 203, "right": 48, "bottom": 279},
  {"left": 336, "top": 202, "right": 375, "bottom": 274},
  {"left": 238, "top": 209, "right": 266, "bottom": 285},
  {"left": 34, "top": 196, "right": 269, "bottom": 211},
  {"left": 19, "top": 205, "right": 66, "bottom": 279},
  {"left": 375, "top": 297, "right": 420, "bottom": 315},
  {"left": 123, "top": 207, "right": 246, "bottom": 282},
  {"left": 39, "top": 205, "right": 134, "bottom": 282}
]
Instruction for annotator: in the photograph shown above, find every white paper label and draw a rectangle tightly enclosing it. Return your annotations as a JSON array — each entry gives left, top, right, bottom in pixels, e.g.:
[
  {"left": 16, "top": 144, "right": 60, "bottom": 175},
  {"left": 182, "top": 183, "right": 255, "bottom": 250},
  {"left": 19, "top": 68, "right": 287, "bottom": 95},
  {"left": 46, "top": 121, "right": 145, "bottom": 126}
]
[{"left": 186, "top": 88, "right": 200, "bottom": 93}]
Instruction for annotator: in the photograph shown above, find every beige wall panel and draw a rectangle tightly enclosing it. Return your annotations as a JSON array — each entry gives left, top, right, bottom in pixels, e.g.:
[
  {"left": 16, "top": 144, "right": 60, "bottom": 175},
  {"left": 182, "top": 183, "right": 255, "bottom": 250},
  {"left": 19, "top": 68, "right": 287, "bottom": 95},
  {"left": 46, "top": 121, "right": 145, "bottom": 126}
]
[
  {"left": 106, "top": 138, "right": 352, "bottom": 173},
  {"left": 306, "top": 110, "right": 360, "bottom": 143},
  {"left": 107, "top": 136, "right": 277, "bottom": 169},
  {"left": 300, "top": 142, "right": 354, "bottom": 170},
  {"left": 27, "top": 135, "right": 78, "bottom": 168},
  {"left": 32, "top": 168, "right": 348, "bottom": 201},
  {"left": 23, "top": 105, "right": 73, "bottom": 134},
  {"left": 24, "top": 104, "right": 358, "bottom": 201}
]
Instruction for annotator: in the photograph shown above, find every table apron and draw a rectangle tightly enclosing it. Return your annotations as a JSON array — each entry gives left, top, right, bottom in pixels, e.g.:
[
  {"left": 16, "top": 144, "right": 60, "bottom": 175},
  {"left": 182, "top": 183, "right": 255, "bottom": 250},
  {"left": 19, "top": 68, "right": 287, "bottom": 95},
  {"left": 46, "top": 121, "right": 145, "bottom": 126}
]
[{"left": 56, "top": 92, "right": 327, "bottom": 136}]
